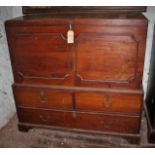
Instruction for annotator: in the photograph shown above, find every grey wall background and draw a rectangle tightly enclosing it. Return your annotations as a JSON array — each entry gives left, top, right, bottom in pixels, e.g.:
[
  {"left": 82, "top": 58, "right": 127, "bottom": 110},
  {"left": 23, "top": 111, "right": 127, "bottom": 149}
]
[
  {"left": 0, "top": 6, "right": 22, "bottom": 129},
  {"left": 0, "top": 6, "right": 155, "bottom": 129},
  {"left": 143, "top": 7, "right": 155, "bottom": 97}
]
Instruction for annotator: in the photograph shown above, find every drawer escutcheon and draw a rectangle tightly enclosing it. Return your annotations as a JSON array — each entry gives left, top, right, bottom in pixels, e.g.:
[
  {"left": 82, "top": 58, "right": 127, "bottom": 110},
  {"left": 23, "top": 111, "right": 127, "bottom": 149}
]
[
  {"left": 104, "top": 95, "right": 112, "bottom": 108},
  {"left": 40, "top": 90, "right": 48, "bottom": 103}
]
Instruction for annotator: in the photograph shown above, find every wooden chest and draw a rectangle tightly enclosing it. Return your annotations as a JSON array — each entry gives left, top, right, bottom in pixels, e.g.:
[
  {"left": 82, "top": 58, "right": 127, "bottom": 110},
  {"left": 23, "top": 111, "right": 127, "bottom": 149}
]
[{"left": 5, "top": 12, "right": 148, "bottom": 141}]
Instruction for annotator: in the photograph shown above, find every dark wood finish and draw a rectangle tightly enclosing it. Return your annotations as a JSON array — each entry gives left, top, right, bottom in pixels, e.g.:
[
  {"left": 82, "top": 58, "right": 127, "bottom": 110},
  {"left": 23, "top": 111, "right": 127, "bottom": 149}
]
[
  {"left": 76, "top": 92, "right": 142, "bottom": 115},
  {"left": 74, "top": 30, "right": 146, "bottom": 89},
  {"left": 23, "top": 6, "right": 146, "bottom": 15},
  {"left": 6, "top": 25, "right": 73, "bottom": 86},
  {"left": 5, "top": 15, "right": 147, "bottom": 89},
  {"left": 5, "top": 13, "right": 148, "bottom": 26},
  {"left": 13, "top": 33, "right": 70, "bottom": 80},
  {"left": 145, "top": 24, "right": 155, "bottom": 143},
  {"left": 5, "top": 11, "right": 148, "bottom": 143},
  {"left": 13, "top": 84, "right": 143, "bottom": 115},
  {"left": 13, "top": 83, "right": 143, "bottom": 94},
  {"left": 13, "top": 85, "right": 73, "bottom": 110},
  {"left": 17, "top": 107, "right": 140, "bottom": 134}
]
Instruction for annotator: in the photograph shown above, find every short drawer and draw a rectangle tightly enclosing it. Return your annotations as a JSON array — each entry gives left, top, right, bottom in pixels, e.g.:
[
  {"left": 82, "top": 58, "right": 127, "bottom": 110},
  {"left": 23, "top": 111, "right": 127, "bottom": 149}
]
[
  {"left": 76, "top": 92, "right": 142, "bottom": 115},
  {"left": 17, "top": 107, "right": 140, "bottom": 134},
  {"left": 13, "top": 85, "right": 72, "bottom": 110}
]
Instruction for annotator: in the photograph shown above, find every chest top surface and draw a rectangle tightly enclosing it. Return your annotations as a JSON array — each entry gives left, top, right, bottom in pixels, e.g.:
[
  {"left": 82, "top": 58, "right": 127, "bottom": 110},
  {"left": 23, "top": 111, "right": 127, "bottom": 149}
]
[{"left": 5, "top": 13, "right": 147, "bottom": 27}]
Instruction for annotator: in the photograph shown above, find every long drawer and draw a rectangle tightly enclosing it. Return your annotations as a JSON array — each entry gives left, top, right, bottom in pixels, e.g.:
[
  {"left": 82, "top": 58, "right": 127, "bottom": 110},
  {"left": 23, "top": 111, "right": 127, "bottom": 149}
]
[
  {"left": 13, "top": 85, "right": 73, "bottom": 110},
  {"left": 17, "top": 107, "right": 140, "bottom": 134},
  {"left": 75, "top": 92, "right": 142, "bottom": 115},
  {"left": 13, "top": 85, "right": 143, "bottom": 115}
]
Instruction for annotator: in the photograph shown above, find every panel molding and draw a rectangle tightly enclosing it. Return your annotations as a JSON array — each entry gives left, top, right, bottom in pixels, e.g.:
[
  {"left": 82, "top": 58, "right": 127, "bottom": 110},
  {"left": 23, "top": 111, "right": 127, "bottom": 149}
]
[
  {"left": 75, "top": 33, "right": 140, "bottom": 84},
  {"left": 13, "top": 32, "right": 71, "bottom": 82}
]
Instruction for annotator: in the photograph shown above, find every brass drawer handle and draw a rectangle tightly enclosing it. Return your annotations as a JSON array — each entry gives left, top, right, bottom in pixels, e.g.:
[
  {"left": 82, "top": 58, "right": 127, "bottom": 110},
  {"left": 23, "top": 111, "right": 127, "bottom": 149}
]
[
  {"left": 40, "top": 90, "right": 48, "bottom": 103},
  {"left": 39, "top": 115, "right": 49, "bottom": 122},
  {"left": 103, "top": 95, "right": 112, "bottom": 108},
  {"left": 101, "top": 121, "right": 113, "bottom": 129}
]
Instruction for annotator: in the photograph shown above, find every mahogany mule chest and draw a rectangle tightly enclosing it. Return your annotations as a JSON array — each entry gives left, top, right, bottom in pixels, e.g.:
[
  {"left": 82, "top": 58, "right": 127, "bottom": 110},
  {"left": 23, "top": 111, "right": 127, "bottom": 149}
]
[{"left": 5, "top": 11, "right": 148, "bottom": 141}]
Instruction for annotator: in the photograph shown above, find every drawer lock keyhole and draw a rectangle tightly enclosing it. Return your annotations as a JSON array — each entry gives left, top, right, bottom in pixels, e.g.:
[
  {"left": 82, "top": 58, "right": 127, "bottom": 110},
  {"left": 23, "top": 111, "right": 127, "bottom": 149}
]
[
  {"left": 40, "top": 90, "right": 48, "bottom": 103},
  {"left": 104, "top": 95, "right": 112, "bottom": 108}
]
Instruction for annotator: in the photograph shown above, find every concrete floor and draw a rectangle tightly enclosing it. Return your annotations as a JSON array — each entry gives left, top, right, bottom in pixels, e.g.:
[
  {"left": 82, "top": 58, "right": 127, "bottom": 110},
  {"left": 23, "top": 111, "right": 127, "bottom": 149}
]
[{"left": 0, "top": 112, "right": 155, "bottom": 148}]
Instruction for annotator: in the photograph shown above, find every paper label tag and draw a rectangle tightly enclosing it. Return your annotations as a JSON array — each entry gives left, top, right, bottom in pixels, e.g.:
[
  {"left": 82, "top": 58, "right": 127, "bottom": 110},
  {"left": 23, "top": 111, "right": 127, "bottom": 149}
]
[{"left": 67, "top": 30, "right": 74, "bottom": 44}]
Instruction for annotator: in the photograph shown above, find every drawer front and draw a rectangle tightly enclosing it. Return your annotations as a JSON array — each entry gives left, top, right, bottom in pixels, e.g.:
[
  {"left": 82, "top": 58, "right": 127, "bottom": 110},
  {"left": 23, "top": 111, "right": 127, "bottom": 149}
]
[
  {"left": 17, "top": 108, "right": 140, "bottom": 134},
  {"left": 76, "top": 92, "right": 142, "bottom": 115},
  {"left": 13, "top": 85, "right": 72, "bottom": 110}
]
